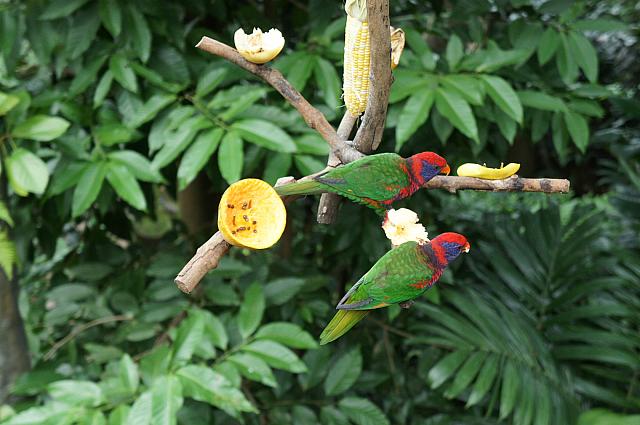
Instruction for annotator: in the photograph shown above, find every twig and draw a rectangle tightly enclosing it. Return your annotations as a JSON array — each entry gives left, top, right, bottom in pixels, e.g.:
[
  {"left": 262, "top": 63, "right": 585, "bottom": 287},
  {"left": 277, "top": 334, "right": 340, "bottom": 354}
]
[
  {"left": 423, "top": 175, "right": 570, "bottom": 193},
  {"left": 195, "top": 37, "right": 363, "bottom": 164},
  {"left": 43, "top": 315, "right": 132, "bottom": 361},
  {"left": 317, "top": 114, "right": 357, "bottom": 224},
  {"left": 353, "top": 0, "right": 392, "bottom": 152},
  {"left": 175, "top": 232, "right": 231, "bottom": 294}
]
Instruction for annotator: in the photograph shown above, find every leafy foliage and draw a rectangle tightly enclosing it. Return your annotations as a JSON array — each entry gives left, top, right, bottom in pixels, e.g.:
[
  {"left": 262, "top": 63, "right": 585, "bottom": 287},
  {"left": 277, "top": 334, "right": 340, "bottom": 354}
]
[{"left": 0, "top": 0, "right": 638, "bottom": 424}]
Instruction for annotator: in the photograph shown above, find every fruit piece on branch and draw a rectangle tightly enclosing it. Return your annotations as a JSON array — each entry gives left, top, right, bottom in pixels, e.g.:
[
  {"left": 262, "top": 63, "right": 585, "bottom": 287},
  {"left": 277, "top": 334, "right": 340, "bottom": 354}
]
[
  {"left": 234, "top": 27, "right": 285, "bottom": 64},
  {"left": 382, "top": 208, "right": 429, "bottom": 247},
  {"left": 218, "top": 179, "right": 286, "bottom": 249},
  {"left": 456, "top": 162, "right": 521, "bottom": 180},
  {"left": 390, "top": 26, "right": 405, "bottom": 69}
]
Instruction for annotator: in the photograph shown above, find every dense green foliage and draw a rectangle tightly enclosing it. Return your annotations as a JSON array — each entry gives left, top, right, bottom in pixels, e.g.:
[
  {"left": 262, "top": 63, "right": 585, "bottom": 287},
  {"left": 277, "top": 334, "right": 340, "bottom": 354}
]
[{"left": 1, "top": 0, "right": 639, "bottom": 424}]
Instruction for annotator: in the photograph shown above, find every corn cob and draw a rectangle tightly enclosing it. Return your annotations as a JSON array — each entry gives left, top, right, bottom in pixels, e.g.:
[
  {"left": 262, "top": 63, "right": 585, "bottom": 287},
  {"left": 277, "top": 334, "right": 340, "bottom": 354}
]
[{"left": 343, "top": 0, "right": 370, "bottom": 117}]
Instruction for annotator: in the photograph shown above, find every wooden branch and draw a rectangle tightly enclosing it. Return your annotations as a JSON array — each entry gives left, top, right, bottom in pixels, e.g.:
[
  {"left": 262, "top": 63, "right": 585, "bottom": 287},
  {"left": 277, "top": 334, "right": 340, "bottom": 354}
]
[
  {"left": 317, "top": 114, "right": 357, "bottom": 224},
  {"left": 423, "top": 175, "right": 570, "bottom": 193},
  {"left": 175, "top": 232, "right": 231, "bottom": 293},
  {"left": 195, "top": 37, "right": 363, "bottom": 164},
  {"left": 353, "top": 0, "right": 392, "bottom": 152}
]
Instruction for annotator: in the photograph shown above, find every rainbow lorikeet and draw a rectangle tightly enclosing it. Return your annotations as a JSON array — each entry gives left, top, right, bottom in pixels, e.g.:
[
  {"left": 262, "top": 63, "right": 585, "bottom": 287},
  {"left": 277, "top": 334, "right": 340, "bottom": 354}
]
[
  {"left": 319, "top": 232, "right": 470, "bottom": 344},
  {"left": 274, "top": 152, "right": 450, "bottom": 214}
]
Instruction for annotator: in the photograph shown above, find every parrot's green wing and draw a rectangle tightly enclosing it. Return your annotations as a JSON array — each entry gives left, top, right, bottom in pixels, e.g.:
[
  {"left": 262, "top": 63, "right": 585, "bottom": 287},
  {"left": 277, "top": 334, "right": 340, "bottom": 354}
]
[
  {"left": 316, "top": 153, "right": 409, "bottom": 203},
  {"left": 337, "top": 241, "right": 436, "bottom": 310}
]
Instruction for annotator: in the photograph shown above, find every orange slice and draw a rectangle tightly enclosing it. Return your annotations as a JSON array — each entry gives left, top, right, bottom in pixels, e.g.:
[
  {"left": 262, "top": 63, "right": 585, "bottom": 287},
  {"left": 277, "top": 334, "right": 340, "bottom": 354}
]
[{"left": 218, "top": 179, "right": 286, "bottom": 249}]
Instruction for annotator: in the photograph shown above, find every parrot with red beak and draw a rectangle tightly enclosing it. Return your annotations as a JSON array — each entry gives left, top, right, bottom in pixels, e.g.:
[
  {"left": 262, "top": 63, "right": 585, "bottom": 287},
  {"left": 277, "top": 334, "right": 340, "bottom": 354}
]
[{"left": 275, "top": 152, "right": 450, "bottom": 214}]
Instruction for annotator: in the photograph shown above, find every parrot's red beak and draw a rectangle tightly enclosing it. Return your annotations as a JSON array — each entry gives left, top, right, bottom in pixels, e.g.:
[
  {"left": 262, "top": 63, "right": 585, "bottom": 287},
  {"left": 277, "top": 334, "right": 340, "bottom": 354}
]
[
  {"left": 463, "top": 242, "right": 471, "bottom": 253},
  {"left": 441, "top": 164, "right": 451, "bottom": 176}
]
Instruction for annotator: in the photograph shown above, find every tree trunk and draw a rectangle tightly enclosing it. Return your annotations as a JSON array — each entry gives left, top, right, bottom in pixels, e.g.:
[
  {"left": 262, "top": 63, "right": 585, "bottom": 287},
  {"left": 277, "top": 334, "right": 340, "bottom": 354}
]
[{"left": 0, "top": 266, "right": 30, "bottom": 403}]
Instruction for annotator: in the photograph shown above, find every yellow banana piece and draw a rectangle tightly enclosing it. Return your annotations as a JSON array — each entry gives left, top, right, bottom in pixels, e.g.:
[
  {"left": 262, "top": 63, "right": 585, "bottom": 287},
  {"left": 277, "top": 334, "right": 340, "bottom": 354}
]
[{"left": 456, "top": 163, "right": 520, "bottom": 180}]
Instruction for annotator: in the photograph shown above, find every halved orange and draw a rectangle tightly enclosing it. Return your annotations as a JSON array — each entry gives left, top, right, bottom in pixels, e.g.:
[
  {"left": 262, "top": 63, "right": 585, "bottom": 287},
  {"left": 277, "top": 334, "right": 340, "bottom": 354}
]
[{"left": 218, "top": 179, "right": 287, "bottom": 249}]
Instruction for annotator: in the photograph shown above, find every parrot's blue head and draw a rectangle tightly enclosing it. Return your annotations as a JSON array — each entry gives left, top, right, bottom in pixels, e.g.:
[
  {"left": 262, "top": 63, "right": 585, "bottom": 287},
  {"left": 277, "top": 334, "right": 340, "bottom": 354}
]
[
  {"left": 407, "top": 152, "right": 450, "bottom": 185},
  {"left": 430, "top": 232, "right": 471, "bottom": 265}
]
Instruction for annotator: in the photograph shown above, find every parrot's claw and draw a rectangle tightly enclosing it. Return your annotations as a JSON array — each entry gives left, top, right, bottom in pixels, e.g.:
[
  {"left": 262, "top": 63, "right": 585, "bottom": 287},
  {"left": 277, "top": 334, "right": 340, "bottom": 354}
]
[{"left": 399, "top": 300, "right": 414, "bottom": 309}]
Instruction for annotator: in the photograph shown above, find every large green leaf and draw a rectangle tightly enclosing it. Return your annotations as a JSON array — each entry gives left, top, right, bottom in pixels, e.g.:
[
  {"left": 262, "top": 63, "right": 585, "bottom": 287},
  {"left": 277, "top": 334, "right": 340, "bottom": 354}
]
[
  {"left": 5, "top": 148, "right": 49, "bottom": 196},
  {"left": 568, "top": 31, "right": 599, "bottom": 83},
  {"left": 0, "top": 230, "right": 17, "bottom": 280},
  {"left": 338, "top": 397, "right": 390, "bottom": 425},
  {"left": 119, "top": 354, "right": 139, "bottom": 394},
  {"left": 231, "top": 119, "right": 296, "bottom": 153},
  {"left": 171, "top": 312, "right": 204, "bottom": 367},
  {"left": 176, "top": 365, "right": 256, "bottom": 414},
  {"left": 481, "top": 75, "right": 523, "bottom": 124},
  {"left": 106, "top": 162, "right": 147, "bottom": 211},
  {"left": 0, "top": 91, "right": 20, "bottom": 115},
  {"left": 177, "top": 127, "right": 223, "bottom": 190},
  {"left": 517, "top": 90, "right": 567, "bottom": 112},
  {"left": 48, "top": 380, "right": 103, "bottom": 406},
  {"left": 238, "top": 282, "right": 265, "bottom": 339},
  {"left": 434, "top": 86, "right": 479, "bottom": 142},
  {"left": 227, "top": 353, "right": 277, "bottom": 388},
  {"left": 99, "top": 0, "right": 122, "bottom": 38},
  {"left": 255, "top": 322, "right": 318, "bottom": 349},
  {"left": 217, "top": 131, "right": 244, "bottom": 184},
  {"left": 108, "top": 151, "right": 163, "bottom": 183},
  {"left": 563, "top": 111, "right": 589, "bottom": 152},
  {"left": 324, "top": 347, "right": 362, "bottom": 396},
  {"left": 395, "top": 87, "right": 434, "bottom": 151},
  {"left": 242, "top": 340, "right": 307, "bottom": 373},
  {"left": 445, "top": 35, "right": 464, "bottom": 71},
  {"left": 109, "top": 53, "right": 138, "bottom": 93},
  {"left": 314, "top": 57, "right": 341, "bottom": 110},
  {"left": 11, "top": 115, "right": 70, "bottom": 141},
  {"left": 150, "top": 376, "right": 182, "bottom": 425}
]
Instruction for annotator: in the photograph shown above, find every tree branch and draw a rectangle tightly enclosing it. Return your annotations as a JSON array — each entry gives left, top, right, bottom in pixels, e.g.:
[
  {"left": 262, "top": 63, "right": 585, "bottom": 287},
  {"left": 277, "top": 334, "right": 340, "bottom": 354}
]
[
  {"left": 317, "top": 114, "right": 357, "bottom": 224},
  {"left": 175, "top": 231, "right": 231, "bottom": 294},
  {"left": 353, "top": 0, "right": 392, "bottom": 152},
  {"left": 195, "top": 36, "right": 363, "bottom": 164},
  {"left": 423, "top": 175, "right": 570, "bottom": 193}
]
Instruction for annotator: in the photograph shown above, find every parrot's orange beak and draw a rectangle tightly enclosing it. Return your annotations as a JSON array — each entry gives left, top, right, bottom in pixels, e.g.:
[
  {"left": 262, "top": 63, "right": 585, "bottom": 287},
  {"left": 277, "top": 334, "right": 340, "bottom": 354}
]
[
  {"left": 463, "top": 242, "right": 471, "bottom": 253},
  {"left": 441, "top": 164, "right": 451, "bottom": 176}
]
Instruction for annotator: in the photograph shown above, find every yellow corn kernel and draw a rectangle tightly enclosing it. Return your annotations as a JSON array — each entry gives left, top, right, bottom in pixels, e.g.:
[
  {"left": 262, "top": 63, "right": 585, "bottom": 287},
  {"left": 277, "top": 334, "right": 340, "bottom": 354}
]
[{"left": 343, "top": 15, "right": 370, "bottom": 117}]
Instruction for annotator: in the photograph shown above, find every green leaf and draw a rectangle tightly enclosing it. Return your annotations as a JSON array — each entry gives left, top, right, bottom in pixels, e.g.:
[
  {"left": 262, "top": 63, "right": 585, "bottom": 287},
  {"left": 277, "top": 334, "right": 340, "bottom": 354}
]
[
  {"left": 494, "top": 107, "right": 517, "bottom": 144},
  {"left": 106, "top": 163, "right": 147, "bottom": 211},
  {"left": 255, "top": 322, "right": 318, "bottom": 349},
  {"left": 440, "top": 74, "right": 484, "bottom": 106},
  {"left": 499, "top": 361, "right": 520, "bottom": 419},
  {"left": 314, "top": 57, "right": 341, "bottom": 110},
  {"left": 69, "top": 55, "right": 108, "bottom": 97},
  {"left": 557, "top": 33, "right": 579, "bottom": 85},
  {"left": 195, "top": 68, "right": 228, "bottom": 99},
  {"left": 338, "top": 397, "right": 390, "bottom": 425},
  {"left": 178, "top": 128, "right": 223, "bottom": 190},
  {"left": 151, "top": 116, "right": 210, "bottom": 169},
  {"left": 219, "top": 88, "right": 268, "bottom": 121},
  {"left": 434, "top": 87, "right": 478, "bottom": 142},
  {"left": 5, "top": 148, "right": 49, "bottom": 196},
  {"left": 285, "top": 53, "right": 316, "bottom": 91},
  {"left": 172, "top": 313, "right": 204, "bottom": 367},
  {"left": 2, "top": 404, "right": 71, "bottom": 425},
  {"left": 66, "top": 4, "right": 101, "bottom": 60},
  {"left": 238, "top": 282, "right": 265, "bottom": 339},
  {"left": 446, "top": 35, "right": 464, "bottom": 71},
  {"left": 217, "top": 131, "right": 244, "bottom": 184},
  {"left": 94, "top": 123, "right": 137, "bottom": 146},
  {"left": 568, "top": 31, "right": 598, "bottom": 83},
  {"left": 0, "top": 230, "right": 17, "bottom": 280},
  {"left": 108, "top": 151, "right": 163, "bottom": 183},
  {"left": 126, "top": 391, "right": 151, "bottom": 425},
  {"left": 427, "top": 350, "right": 469, "bottom": 388},
  {"left": 40, "top": 0, "right": 91, "bottom": 19},
  {"left": 192, "top": 309, "right": 228, "bottom": 350},
  {"left": 320, "top": 406, "right": 350, "bottom": 425},
  {"left": 264, "top": 277, "right": 306, "bottom": 305},
  {"left": 563, "top": 111, "right": 589, "bottom": 152},
  {"left": 294, "top": 133, "right": 329, "bottom": 156},
  {"left": 151, "top": 376, "right": 183, "bottom": 425},
  {"left": 395, "top": 88, "right": 434, "bottom": 151},
  {"left": 466, "top": 354, "right": 499, "bottom": 407},
  {"left": 231, "top": 119, "right": 296, "bottom": 153},
  {"left": 432, "top": 108, "right": 453, "bottom": 143},
  {"left": 552, "top": 112, "right": 569, "bottom": 164},
  {"left": 110, "top": 53, "right": 138, "bottom": 93},
  {"left": 119, "top": 354, "right": 139, "bottom": 394},
  {"left": 294, "top": 155, "right": 325, "bottom": 175},
  {"left": 93, "top": 71, "right": 114, "bottom": 108},
  {"left": 537, "top": 27, "right": 560, "bottom": 65},
  {"left": 263, "top": 153, "right": 292, "bottom": 185},
  {"left": 324, "top": 347, "right": 362, "bottom": 396},
  {"left": 481, "top": 75, "right": 523, "bottom": 124},
  {"left": 177, "top": 365, "right": 256, "bottom": 414},
  {"left": 573, "top": 19, "right": 629, "bottom": 32},
  {"left": 242, "top": 340, "right": 307, "bottom": 373},
  {"left": 444, "top": 351, "right": 487, "bottom": 398},
  {"left": 0, "top": 92, "right": 20, "bottom": 115},
  {"left": 227, "top": 353, "right": 277, "bottom": 387},
  {"left": 12, "top": 115, "right": 70, "bottom": 141},
  {"left": 0, "top": 202, "right": 13, "bottom": 226},
  {"left": 99, "top": 0, "right": 122, "bottom": 38},
  {"left": 517, "top": 90, "right": 567, "bottom": 112},
  {"left": 126, "top": 93, "right": 176, "bottom": 129},
  {"left": 48, "top": 380, "right": 103, "bottom": 406},
  {"left": 125, "top": 4, "right": 151, "bottom": 63}
]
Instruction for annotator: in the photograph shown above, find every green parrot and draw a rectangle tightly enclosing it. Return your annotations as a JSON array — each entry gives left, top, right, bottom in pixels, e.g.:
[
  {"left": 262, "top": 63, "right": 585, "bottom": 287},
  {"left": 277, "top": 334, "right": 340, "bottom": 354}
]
[
  {"left": 319, "top": 232, "right": 470, "bottom": 344},
  {"left": 275, "top": 152, "right": 450, "bottom": 214}
]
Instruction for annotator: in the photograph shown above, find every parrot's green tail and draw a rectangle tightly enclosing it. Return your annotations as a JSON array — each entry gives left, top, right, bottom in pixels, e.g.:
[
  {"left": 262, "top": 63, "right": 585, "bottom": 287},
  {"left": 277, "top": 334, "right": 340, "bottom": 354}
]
[
  {"left": 319, "top": 310, "right": 369, "bottom": 345},
  {"left": 274, "top": 179, "right": 324, "bottom": 196}
]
